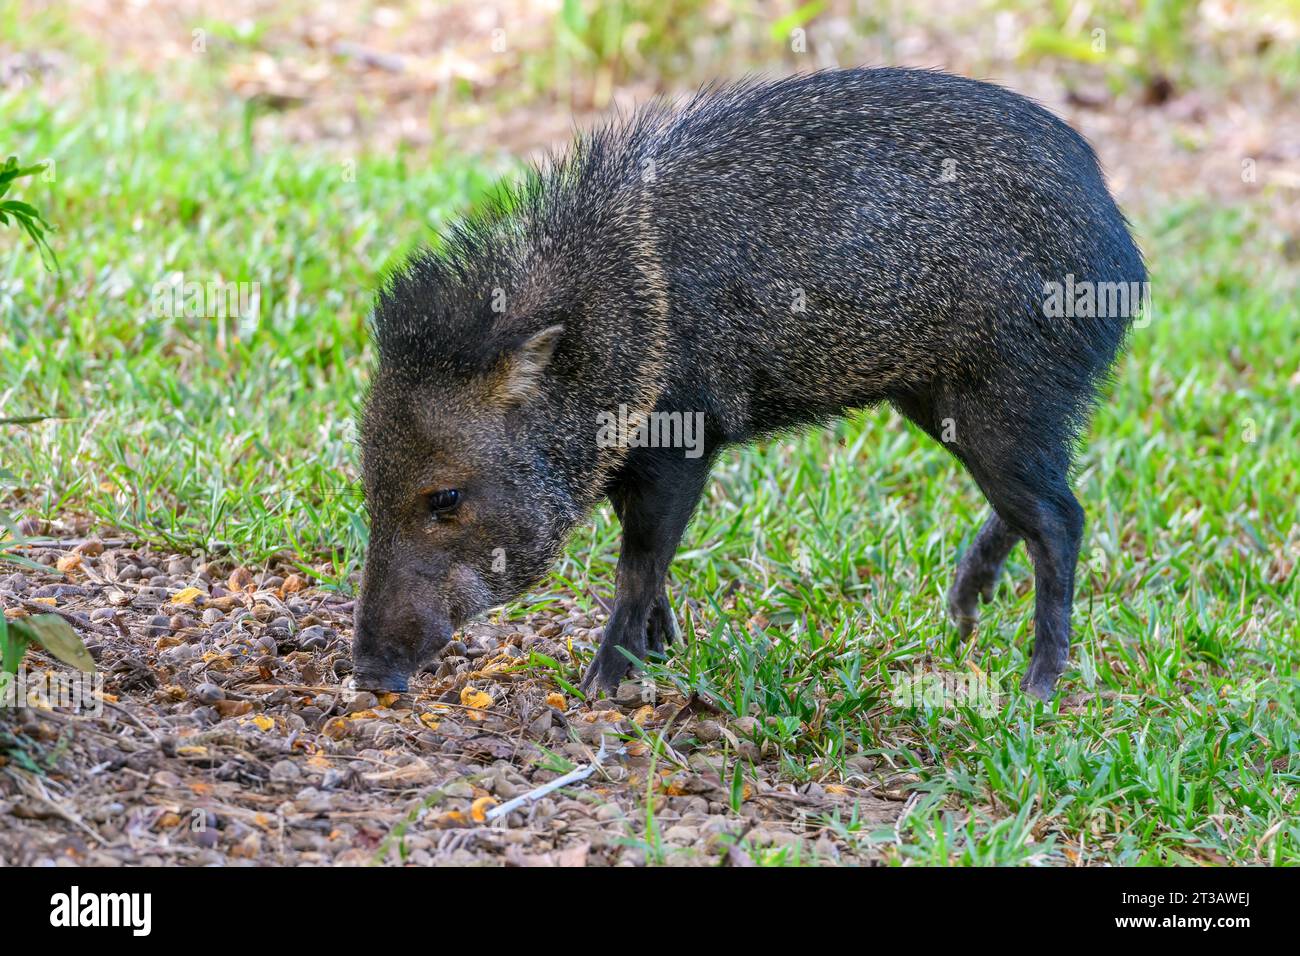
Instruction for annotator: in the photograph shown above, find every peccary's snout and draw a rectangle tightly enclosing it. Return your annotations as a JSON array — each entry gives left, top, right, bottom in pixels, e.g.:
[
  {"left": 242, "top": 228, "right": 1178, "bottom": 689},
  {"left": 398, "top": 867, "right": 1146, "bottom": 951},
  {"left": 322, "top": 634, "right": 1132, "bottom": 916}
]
[{"left": 352, "top": 571, "right": 453, "bottom": 692}]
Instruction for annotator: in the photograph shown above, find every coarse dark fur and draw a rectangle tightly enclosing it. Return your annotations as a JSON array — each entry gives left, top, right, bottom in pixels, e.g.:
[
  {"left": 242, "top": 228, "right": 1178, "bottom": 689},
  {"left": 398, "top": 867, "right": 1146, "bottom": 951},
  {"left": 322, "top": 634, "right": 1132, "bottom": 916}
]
[{"left": 354, "top": 67, "right": 1147, "bottom": 702}]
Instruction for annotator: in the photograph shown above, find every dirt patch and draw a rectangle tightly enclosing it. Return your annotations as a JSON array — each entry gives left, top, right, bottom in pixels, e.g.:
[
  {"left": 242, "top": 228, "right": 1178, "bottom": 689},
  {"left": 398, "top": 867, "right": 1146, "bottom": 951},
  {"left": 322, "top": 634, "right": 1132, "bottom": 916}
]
[{"left": 1, "top": 537, "right": 903, "bottom": 866}]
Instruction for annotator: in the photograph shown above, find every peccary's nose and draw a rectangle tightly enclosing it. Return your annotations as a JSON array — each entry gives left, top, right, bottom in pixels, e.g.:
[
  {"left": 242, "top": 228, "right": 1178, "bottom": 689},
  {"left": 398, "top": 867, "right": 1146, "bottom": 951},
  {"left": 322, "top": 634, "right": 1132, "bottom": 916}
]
[
  {"left": 351, "top": 631, "right": 413, "bottom": 692},
  {"left": 351, "top": 602, "right": 415, "bottom": 692},
  {"left": 353, "top": 666, "right": 409, "bottom": 693}
]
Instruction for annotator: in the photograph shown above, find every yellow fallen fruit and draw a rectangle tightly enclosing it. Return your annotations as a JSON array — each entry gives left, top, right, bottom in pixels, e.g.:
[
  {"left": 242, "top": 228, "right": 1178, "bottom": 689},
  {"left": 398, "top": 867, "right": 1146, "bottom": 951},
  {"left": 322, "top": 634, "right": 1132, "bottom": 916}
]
[
  {"left": 471, "top": 796, "right": 499, "bottom": 823},
  {"left": 546, "top": 692, "right": 566, "bottom": 710}
]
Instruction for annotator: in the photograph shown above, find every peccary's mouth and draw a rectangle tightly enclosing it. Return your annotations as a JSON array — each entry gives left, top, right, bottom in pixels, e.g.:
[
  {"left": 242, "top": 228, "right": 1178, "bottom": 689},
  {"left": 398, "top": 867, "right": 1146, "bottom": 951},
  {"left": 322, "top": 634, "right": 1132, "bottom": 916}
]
[
  {"left": 354, "top": 668, "right": 410, "bottom": 693},
  {"left": 352, "top": 620, "right": 452, "bottom": 693}
]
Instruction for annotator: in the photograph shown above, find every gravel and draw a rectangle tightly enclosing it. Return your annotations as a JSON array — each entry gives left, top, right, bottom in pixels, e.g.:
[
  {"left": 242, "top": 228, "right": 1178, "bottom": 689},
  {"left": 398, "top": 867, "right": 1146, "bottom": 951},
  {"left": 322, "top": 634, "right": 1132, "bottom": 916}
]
[{"left": 0, "top": 536, "right": 902, "bottom": 866}]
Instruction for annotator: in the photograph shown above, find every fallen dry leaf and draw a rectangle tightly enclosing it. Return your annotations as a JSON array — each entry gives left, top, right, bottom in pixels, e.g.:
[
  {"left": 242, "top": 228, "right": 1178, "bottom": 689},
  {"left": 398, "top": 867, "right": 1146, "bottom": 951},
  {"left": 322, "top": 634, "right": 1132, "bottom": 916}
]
[
  {"left": 460, "top": 686, "right": 492, "bottom": 720},
  {"left": 321, "top": 717, "right": 351, "bottom": 739},
  {"left": 171, "top": 586, "right": 203, "bottom": 606}
]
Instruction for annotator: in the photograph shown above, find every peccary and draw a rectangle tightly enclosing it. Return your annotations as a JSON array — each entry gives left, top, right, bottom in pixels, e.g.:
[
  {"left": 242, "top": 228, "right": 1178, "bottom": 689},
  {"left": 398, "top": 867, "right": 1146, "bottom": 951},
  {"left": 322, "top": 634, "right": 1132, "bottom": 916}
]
[{"left": 353, "top": 68, "right": 1146, "bottom": 701}]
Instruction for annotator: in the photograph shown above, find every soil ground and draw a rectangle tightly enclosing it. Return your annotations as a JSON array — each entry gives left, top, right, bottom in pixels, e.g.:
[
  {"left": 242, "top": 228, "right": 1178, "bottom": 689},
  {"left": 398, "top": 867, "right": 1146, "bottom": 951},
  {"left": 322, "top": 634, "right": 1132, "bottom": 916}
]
[{"left": 1, "top": 534, "right": 903, "bottom": 866}]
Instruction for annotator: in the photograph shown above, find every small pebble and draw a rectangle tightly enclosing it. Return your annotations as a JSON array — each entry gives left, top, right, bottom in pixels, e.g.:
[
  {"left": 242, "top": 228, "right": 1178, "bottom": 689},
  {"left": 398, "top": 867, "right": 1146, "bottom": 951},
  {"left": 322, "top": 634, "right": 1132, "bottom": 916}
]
[
  {"left": 270, "top": 759, "right": 300, "bottom": 783},
  {"left": 192, "top": 683, "right": 225, "bottom": 705}
]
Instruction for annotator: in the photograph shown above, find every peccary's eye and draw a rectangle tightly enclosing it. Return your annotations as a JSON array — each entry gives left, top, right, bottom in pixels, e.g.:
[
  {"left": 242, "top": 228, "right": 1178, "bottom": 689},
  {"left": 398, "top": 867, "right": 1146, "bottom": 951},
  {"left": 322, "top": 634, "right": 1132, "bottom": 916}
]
[{"left": 426, "top": 489, "right": 461, "bottom": 516}]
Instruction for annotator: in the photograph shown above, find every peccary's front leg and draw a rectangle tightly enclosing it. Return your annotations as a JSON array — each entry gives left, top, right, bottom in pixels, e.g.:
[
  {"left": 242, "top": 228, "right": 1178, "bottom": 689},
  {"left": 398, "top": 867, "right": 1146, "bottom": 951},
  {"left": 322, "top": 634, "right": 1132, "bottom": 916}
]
[{"left": 580, "top": 455, "right": 711, "bottom": 696}]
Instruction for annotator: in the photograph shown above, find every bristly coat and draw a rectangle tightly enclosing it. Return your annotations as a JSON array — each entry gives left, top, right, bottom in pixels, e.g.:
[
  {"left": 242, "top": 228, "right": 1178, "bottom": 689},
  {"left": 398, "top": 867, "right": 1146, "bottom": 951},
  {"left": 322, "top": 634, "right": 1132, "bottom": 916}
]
[{"left": 355, "top": 67, "right": 1147, "bottom": 701}]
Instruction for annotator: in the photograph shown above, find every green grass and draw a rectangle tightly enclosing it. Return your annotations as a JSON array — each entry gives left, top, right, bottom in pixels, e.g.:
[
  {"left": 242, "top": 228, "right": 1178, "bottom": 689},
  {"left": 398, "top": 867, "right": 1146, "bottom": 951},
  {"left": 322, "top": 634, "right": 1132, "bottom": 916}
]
[{"left": 3, "top": 56, "right": 1298, "bottom": 865}]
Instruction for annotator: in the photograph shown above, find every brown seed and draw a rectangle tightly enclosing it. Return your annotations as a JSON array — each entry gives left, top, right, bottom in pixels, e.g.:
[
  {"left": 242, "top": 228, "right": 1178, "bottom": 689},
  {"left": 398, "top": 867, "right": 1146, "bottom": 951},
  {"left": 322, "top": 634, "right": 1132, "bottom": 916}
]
[
  {"left": 228, "top": 567, "right": 254, "bottom": 592},
  {"left": 213, "top": 699, "right": 253, "bottom": 718},
  {"left": 73, "top": 538, "right": 105, "bottom": 557}
]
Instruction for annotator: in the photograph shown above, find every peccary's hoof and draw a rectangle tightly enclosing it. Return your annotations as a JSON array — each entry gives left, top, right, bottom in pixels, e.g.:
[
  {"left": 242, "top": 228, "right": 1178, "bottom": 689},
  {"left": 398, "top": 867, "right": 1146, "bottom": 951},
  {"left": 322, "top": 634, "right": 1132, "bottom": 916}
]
[
  {"left": 645, "top": 596, "right": 681, "bottom": 653},
  {"left": 946, "top": 581, "right": 989, "bottom": 639},
  {"left": 948, "top": 607, "right": 978, "bottom": 640},
  {"left": 580, "top": 643, "right": 637, "bottom": 697},
  {"left": 1019, "top": 666, "right": 1061, "bottom": 703}
]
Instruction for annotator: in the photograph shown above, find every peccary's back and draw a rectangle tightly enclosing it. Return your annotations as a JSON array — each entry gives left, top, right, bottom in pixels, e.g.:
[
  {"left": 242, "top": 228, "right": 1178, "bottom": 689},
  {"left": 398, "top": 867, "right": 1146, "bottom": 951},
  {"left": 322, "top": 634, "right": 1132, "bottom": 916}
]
[{"left": 639, "top": 69, "right": 1146, "bottom": 435}]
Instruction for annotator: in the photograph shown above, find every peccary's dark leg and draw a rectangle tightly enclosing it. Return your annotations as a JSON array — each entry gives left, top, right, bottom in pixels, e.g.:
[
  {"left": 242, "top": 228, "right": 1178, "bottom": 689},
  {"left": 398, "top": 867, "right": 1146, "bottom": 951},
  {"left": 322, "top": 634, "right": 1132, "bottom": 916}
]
[
  {"left": 962, "top": 456, "right": 1084, "bottom": 703},
  {"left": 580, "top": 455, "right": 711, "bottom": 695},
  {"left": 892, "top": 392, "right": 1023, "bottom": 636},
  {"left": 909, "top": 382, "right": 1084, "bottom": 701},
  {"left": 947, "top": 512, "right": 1021, "bottom": 636}
]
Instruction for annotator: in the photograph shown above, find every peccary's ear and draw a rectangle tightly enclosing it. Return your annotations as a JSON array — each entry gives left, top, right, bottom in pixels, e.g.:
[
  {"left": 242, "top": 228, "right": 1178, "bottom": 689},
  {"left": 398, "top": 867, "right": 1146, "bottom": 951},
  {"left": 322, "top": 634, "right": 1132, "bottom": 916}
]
[{"left": 490, "top": 324, "right": 564, "bottom": 406}]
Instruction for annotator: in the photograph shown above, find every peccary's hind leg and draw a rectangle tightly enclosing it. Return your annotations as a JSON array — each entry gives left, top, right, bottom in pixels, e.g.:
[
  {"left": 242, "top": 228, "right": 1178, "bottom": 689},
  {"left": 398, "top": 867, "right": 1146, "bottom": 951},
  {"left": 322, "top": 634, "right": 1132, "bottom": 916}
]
[
  {"left": 891, "top": 392, "right": 1022, "bottom": 636},
  {"left": 961, "top": 441, "right": 1084, "bottom": 702},
  {"left": 912, "top": 383, "right": 1085, "bottom": 702},
  {"left": 580, "top": 455, "right": 710, "bottom": 696},
  {"left": 948, "top": 512, "right": 1020, "bottom": 636},
  {"left": 998, "top": 485, "right": 1082, "bottom": 702}
]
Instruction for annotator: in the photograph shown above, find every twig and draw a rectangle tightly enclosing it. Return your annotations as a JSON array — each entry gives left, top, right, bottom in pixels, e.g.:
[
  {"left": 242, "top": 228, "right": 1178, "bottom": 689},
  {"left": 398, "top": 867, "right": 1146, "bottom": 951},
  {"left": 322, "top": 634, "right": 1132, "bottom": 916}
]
[
  {"left": 16, "top": 598, "right": 115, "bottom": 636},
  {"left": 7, "top": 537, "right": 130, "bottom": 550},
  {"left": 5, "top": 767, "right": 111, "bottom": 846},
  {"left": 104, "top": 699, "right": 161, "bottom": 745},
  {"left": 485, "top": 736, "right": 626, "bottom": 822}
]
